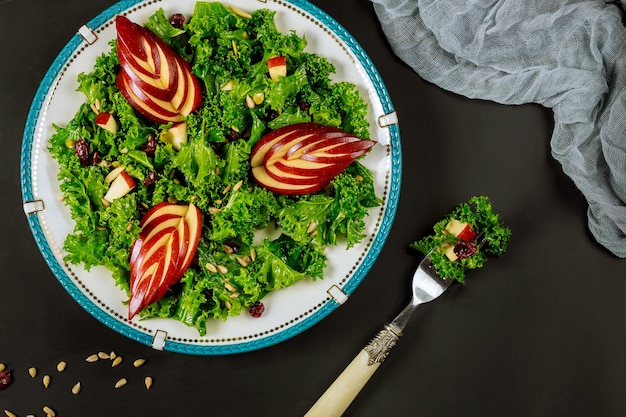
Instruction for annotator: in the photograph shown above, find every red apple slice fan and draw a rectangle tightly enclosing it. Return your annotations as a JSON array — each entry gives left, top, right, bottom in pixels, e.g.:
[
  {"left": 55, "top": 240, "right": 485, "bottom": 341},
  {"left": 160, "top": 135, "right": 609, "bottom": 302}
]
[
  {"left": 251, "top": 122, "right": 376, "bottom": 195},
  {"left": 128, "top": 202, "right": 202, "bottom": 319},
  {"left": 115, "top": 15, "right": 202, "bottom": 124}
]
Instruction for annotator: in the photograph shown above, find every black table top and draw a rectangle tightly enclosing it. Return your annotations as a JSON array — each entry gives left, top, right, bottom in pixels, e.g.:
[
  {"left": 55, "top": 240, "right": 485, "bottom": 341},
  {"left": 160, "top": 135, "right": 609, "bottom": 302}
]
[{"left": 3, "top": 1, "right": 626, "bottom": 416}]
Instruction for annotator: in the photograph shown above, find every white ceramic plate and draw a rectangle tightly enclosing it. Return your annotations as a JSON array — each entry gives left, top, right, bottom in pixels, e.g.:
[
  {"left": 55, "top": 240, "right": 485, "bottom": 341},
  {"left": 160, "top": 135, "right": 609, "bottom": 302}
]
[{"left": 20, "top": 0, "right": 401, "bottom": 355}]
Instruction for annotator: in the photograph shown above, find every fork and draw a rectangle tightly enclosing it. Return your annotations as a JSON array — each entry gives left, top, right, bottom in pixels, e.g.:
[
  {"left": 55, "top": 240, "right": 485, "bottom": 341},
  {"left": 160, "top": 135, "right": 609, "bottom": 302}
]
[{"left": 304, "top": 254, "right": 453, "bottom": 417}]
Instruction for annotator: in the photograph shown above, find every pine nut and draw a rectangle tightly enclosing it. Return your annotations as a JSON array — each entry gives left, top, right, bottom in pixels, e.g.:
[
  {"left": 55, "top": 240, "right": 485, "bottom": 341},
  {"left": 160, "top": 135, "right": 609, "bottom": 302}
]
[
  {"left": 133, "top": 359, "right": 146, "bottom": 368},
  {"left": 115, "top": 378, "right": 127, "bottom": 389},
  {"left": 72, "top": 381, "right": 81, "bottom": 395},
  {"left": 28, "top": 367, "right": 37, "bottom": 378},
  {"left": 253, "top": 92, "right": 265, "bottom": 105},
  {"left": 145, "top": 376, "right": 153, "bottom": 390},
  {"left": 43, "top": 374, "right": 51, "bottom": 388},
  {"left": 56, "top": 361, "right": 67, "bottom": 372}
]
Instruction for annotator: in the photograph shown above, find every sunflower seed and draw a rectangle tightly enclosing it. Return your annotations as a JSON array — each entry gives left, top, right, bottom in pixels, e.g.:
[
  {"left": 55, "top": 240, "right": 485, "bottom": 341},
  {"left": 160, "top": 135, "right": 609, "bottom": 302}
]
[
  {"left": 224, "top": 282, "right": 236, "bottom": 292},
  {"left": 233, "top": 180, "right": 243, "bottom": 192},
  {"left": 217, "top": 265, "right": 228, "bottom": 274},
  {"left": 112, "top": 356, "right": 123, "bottom": 367},
  {"left": 236, "top": 256, "right": 250, "bottom": 267},
  {"left": 307, "top": 221, "right": 317, "bottom": 234},
  {"left": 43, "top": 374, "right": 51, "bottom": 388},
  {"left": 28, "top": 367, "right": 37, "bottom": 378},
  {"left": 133, "top": 358, "right": 146, "bottom": 368},
  {"left": 222, "top": 185, "right": 232, "bottom": 194},
  {"left": 229, "top": 292, "right": 240, "bottom": 299},
  {"left": 253, "top": 92, "right": 265, "bottom": 105},
  {"left": 115, "top": 378, "right": 127, "bottom": 389},
  {"left": 72, "top": 381, "right": 82, "bottom": 395},
  {"left": 98, "top": 351, "right": 110, "bottom": 360},
  {"left": 222, "top": 244, "right": 234, "bottom": 254},
  {"left": 110, "top": 351, "right": 117, "bottom": 360},
  {"left": 225, "top": 300, "right": 232, "bottom": 309},
  {"left": 86, "top": 354, "right": 99, "bottom": 363},
  {"left": 245, "top": 95, "right": 255, "bottom": 109},
  {"left": 4, "top": 410, "right": 16, "bottom": 417},
  {"left": 208, "top": 207, "right": 222, "bottom": 215},
  {"left": 145, "top": 376, "right": 153, "bottom": 390},
  {"left": 43, "top": 405, "right": 56, "bottom": 416},
  {"left": 205, "top": 263, "right": 218, "bottom": 273},
  {"left": 56, "top": 361, "right": 67, "bottom": 372}
]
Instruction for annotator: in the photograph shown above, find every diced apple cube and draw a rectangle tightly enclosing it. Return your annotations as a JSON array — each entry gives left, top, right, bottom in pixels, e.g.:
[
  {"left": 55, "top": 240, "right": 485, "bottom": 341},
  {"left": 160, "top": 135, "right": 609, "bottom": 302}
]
[
  {"left": 444, "top": 218, "right": 476, "bottom": 241},
  {"left": 103, "top": 170, "right": 136, "bottom": 203},
  {"left": 159, "top": 122, "right": 188, "bottom": 151},
  {"left": 95, "top": 112, "right": 118, "bottom": 134},
  {"left": 267, "top": 56, "right": 287, "bottom": 82}
]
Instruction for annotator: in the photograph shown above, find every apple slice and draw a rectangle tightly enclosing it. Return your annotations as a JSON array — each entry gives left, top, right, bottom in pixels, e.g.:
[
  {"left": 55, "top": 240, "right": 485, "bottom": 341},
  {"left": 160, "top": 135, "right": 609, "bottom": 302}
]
[
  {"left": 104, "top": 165, "right": 125, "bottom": 184},
  {"left": 267, "top": 56, "right": 287, "bottom": 81},
  {"left": 115, "top": 15, "right": 202, "bottom": 124},
  {"left": 103, "top": 170, "right": 136, "bottom": 203},
  {"left": 160, "top": 122, "right": 188, "bottom": 151},
  {"left": 95, "top": 112, "right": 118, "bottom": 134},
  {"left": 251, "top": 122, "right": 376, "bottom": 195},
  {"left": 128, "top": 202, "right": 202, "bottom": 319},
  {"left": 445, "top": 218, "right": 477, "bottom": 241}
]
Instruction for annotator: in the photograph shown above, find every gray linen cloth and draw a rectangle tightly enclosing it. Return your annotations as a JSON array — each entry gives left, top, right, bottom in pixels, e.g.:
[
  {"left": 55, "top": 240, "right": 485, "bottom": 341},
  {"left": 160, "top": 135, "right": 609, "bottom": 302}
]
[{"left": 371, "top": 0, "right": 626, "bottom": 257}]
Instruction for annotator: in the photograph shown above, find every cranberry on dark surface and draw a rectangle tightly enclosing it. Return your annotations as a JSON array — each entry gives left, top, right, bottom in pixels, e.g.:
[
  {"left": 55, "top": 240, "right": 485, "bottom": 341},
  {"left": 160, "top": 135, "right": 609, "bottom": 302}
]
[
  {"left": 249, "top": 301, "right": 265, "bottom": 318},
  {"left": 170, "top": 13, "right": 185, "bottom": 28},
  {"left": 454, "top": 240, "right": 477, "bottom": 259},
  {"left": 0, "top": 369, "right": 13, "bottom": 390},
  {"left": 74, "top": 138, "right": 91, "bottom": 167},
  {"left": 143, "top": 171, "right": 157, "bottom": 186},
  {"left": 142, "top": 135, "right": 157, "bottom": 156}
]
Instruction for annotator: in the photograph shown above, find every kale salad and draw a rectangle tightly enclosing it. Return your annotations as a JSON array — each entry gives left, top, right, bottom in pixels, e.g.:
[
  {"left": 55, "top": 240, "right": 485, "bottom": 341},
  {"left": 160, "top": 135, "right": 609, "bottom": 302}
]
[{"left": 48, "top": 2, "right": 380, "bottom": 335}]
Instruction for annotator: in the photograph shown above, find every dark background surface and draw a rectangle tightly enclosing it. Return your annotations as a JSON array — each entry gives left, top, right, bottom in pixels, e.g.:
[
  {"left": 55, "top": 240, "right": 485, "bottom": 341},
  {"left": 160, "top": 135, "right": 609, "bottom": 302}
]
[{"left": 2, "top": 0, "right": 626, "bottom": 416}]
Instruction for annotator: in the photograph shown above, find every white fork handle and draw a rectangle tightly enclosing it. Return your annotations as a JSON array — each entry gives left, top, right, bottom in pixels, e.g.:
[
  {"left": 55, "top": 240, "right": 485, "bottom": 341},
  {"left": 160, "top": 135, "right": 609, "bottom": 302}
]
[{"left": 304, "top": 325, "right": 400, "bottom": 417}]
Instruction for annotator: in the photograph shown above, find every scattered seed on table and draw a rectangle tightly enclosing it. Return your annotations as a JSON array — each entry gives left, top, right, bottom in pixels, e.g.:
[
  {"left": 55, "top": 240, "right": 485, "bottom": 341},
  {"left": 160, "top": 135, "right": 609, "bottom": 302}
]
[
  {"left": 72, "top": 381, "right": 82, "bottom": 395},
  {"left": 98, "top": 351, "right": 110, "bottom": 360},
  {"left": 85, "top": 354, "right": 99, "bottom": 363},
  {"left": 133, "top": 358, "right": 146, "bottom": 368},
  {"left": 28, "top": 367, "right": 37, "bottom": 378},
  {"left": 112, "top": 356, "right": 123, "bottom": 367},
  {"left": 110, "top": 351, "right": 117, "bottom": 360},
  {"left": 115, "top": 378, "right": 127, "bottom": 389},
  {"left": 4, "top": 410, "right": 16, "bottom": 417},
  {"left": 43, "top": 374, "right": 51, "bottom": 388},
  {"left": 145, "top": 376, "right": 153, "bottom": 390},
  {"left": 56, "top": 361, "right": 67, "bottom": 372},
  {"left": 43, "top": 405, "right": 56, "bottom": 417}
]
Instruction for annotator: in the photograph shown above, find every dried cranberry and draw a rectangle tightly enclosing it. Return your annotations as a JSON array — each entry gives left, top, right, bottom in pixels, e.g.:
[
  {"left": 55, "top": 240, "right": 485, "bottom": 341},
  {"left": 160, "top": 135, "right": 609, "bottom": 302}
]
[
  {"left": 454, "top": 240, "right": 477, "bottom": 259},
  {"left": 144, "top": 171, "right": 157, "bottom": 186},
  {"left": 266, "top": 109, "right": 279, "bottom": 120},
  {"left": 249, "top": 301, "right": 265, "bottom": 318},
  {"left": 74, "top": 138, "right": 91, "bottom": 167},
  {"left": 170, "top": 13, "right": 185, "bottom": 28},
  {"left": 0, "top": 369, "right": 13, "bottom": 390},
  {"left": 142, "top": 135, "right": 157, "bottom": 156},
  {"left": 227, "top": 129, "right": 240, "bottom": 140},
  {"left": 91, "top": 150, "right": 100, "bottom": 166},
  {"left": 299, "top": 101, "right": 311, "bottom": 112}
]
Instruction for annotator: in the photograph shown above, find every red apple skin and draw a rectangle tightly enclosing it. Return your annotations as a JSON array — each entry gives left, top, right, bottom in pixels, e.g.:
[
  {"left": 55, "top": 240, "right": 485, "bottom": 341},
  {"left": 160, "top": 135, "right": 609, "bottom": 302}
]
[
  {"left": 267, "top": 55, "right": 287, "bottom": 81},
  {"left": 456, "top": 225, "right": 477, "bottom": 241},
  {"left": 128, "top": 202, "right": 202, "bottom": 319},
  {"left": 116, "top": 72, "right": 182, "bottom": 123},
  {"left": 299, "top": 140, "right": 376, "bottom": 164},
  {"left": 264, "top": 162, "right": 325, "bottom": 186}
]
